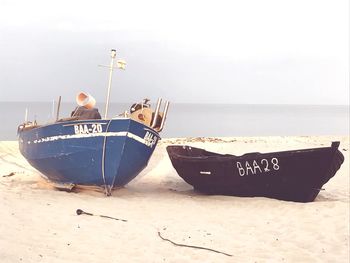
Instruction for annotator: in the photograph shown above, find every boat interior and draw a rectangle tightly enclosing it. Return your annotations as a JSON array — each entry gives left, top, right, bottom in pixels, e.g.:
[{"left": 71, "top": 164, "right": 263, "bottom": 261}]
[{"left": 18, "top": 97, "right": 169, "bottom": 133}]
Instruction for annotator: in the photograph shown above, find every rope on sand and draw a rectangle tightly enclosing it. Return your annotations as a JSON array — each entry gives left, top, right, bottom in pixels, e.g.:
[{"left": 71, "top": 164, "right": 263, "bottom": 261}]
[{"left": 157, "top": 231, "right": 233, "bottom": 257}]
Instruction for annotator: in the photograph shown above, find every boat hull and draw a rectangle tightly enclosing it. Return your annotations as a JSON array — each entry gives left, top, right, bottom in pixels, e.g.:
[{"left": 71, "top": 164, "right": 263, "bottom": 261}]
[
  {"left": 167, "top": 142, "right": 344, "bottom": 202},
  {"left": 18, "top": 118, "right": 160, "bottom": 191}
]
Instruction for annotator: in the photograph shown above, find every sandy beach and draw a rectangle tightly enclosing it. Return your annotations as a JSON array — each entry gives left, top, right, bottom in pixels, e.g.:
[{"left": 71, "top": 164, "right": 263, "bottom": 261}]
[{"left": 0, "top": 136, "right": 349, "bottom": 263}]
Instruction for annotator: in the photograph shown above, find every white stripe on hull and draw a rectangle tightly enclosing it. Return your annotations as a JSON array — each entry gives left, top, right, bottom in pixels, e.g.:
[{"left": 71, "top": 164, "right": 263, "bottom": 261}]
[{"left": 24, "top": 131, "right": 158, "bottom": 148}]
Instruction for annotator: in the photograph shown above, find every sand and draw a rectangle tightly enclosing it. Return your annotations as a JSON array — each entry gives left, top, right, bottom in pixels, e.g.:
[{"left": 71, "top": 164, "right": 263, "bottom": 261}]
[{"left": 0, "top": 136, "right": 349, "bottom": 263}]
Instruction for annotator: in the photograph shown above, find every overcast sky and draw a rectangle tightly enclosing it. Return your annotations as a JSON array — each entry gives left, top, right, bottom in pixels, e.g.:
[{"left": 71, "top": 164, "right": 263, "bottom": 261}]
[{"left": 0, "top": 0, "right": 348, "bottom": 105}]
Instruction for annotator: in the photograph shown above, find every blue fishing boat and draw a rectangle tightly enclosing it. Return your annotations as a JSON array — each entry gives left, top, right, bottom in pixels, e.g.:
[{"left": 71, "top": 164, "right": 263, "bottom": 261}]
[{"left": 18, "top": 50, "right": 169, "bottom": 195}]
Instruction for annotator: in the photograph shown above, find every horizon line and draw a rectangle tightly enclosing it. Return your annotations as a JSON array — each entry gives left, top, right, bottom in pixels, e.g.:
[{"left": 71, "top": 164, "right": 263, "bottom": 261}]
[{"left": 0, "top": 101, "right": 349, "bottom": 107}]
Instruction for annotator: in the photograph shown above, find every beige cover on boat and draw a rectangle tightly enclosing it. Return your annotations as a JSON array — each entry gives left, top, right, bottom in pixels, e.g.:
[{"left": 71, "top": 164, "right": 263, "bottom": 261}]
[
  {"left": 130, "top": 108, "right": 153, "bottom": 126},
  {"left": 130, "top": 108, "right": 163, "bottom": 129}
]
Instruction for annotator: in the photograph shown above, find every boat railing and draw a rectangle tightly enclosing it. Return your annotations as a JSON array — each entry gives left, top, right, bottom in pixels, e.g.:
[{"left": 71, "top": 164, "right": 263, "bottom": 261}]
[{"left": 157, "top": 100, "right": 170, "bottom": 132}]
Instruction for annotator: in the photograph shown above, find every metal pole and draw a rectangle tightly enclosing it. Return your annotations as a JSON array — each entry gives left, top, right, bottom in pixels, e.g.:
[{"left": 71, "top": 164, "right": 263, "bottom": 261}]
[
  {"left": 56, "top": 96, "right": 61, "bottom": 121},
  {"left": 25, "top": 108, "right": 28, "bottom": 123},
  {"left": 151, "top": 98, "right": 162, "bottom": 128},
  {"left": 158, "top": 101, "right": 170, "bottom": 132},
  {"left": 52, "top": 99, "right": 55, "bottom": 119},
  {"left": 104, "top": 49, "right": 117, "bottom": 119}
]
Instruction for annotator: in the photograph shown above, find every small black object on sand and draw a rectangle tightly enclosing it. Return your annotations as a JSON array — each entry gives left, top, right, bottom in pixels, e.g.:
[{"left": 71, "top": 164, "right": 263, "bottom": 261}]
[
  {"left": 2, "top": 172, "right": 15, "bottom": 177},
  {"left": 76, "top": 209, "right": 127, "bottom": 222}
]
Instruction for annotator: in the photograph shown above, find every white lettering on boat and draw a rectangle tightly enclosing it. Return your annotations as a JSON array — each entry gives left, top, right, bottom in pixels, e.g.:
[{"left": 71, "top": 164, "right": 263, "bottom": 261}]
[
  {"left": 236, "top": 158, "right": 280, "bottom": 176},
  {"left": 74, "top": 124, "right": 103, "bottom": 134},
  {"left": 261, "top": 159, "right": 270, "bottom": 172},
  {"left": 252, "top": 160, "right": 262, "bottom": 174},
  {"left": 271, "top": 158, "right": 280, "bottom": 170},
  {"left": 237, "top": 162, "right": 245, "bottom": 176},
  {"left": 245, "top": 161, "right": 254, "bottom": 175},
  {"left": 143, "top": 131, "right": 157, "bottom": 148}
]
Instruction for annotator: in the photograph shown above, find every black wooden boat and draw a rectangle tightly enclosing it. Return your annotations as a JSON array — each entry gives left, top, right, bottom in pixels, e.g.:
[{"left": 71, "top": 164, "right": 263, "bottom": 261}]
[{"left": 166, "top": 142, "right": 344, "bottom": 202}]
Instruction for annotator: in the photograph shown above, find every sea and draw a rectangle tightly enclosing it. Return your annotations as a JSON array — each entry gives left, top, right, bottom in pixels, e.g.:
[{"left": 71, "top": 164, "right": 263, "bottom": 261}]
[{"left": 0, "top": 102, "right": 349, "bottom": 141}]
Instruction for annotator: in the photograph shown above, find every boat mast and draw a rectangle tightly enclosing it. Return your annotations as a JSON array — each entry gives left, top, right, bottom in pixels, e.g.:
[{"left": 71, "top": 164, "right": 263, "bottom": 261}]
[
  {"left": 103, "top": 49, "right": 126, "bottom": 119},
  {"left": 104, "top": 49, "right": 116, "bottom": 119}
]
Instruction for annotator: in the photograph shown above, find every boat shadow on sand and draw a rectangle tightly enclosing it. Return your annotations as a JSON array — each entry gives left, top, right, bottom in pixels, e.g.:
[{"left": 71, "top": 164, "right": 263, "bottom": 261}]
[{"left": 3, "top": 172, "right": 345, "bottom": 203}]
